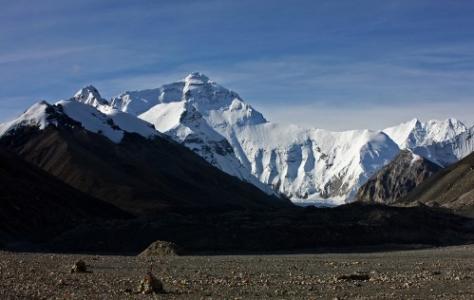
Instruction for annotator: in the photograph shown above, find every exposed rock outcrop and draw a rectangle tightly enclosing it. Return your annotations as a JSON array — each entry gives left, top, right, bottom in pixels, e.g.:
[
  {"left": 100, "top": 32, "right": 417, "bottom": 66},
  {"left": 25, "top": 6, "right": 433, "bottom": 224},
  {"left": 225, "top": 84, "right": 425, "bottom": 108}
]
[{"left": 356, "top": 150, "right": 442, "bottom": 204}]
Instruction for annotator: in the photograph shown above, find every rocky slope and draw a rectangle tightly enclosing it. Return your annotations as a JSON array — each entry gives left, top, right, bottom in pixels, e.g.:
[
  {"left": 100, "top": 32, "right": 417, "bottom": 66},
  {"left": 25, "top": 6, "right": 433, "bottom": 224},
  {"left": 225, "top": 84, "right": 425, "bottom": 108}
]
[
  {"left": 402, "top": 151, "right": 474, "bottom": 216},
  {"left": 356, "top": 150, "right": 442, "bottom": 204}
]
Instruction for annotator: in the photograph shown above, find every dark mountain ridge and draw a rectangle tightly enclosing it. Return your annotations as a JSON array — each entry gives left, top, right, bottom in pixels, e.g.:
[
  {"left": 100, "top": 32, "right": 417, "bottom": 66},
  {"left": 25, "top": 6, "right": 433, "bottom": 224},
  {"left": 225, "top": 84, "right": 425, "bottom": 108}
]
[
  {"left": 0, "top": 121, "right": 289, "bottom": 216},
  {"left": 402, "top": 151, "right": 474, "bottom": 216},
  {"left": 356, "top": 150, "right": 442, "bottom": 204}
]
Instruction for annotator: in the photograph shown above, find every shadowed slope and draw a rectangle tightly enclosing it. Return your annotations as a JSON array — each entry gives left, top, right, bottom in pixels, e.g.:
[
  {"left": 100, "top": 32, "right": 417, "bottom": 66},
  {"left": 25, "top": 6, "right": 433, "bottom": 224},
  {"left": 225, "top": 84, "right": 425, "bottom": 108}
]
[
  {"left": 0, "top": 148, "right": 129, "bottom": 244},
  {"left": 0, "top": 124, "right": 289, "bottom": 216},
  {"left": 403, "top": 151, "right": 474, "bottom": 216}
]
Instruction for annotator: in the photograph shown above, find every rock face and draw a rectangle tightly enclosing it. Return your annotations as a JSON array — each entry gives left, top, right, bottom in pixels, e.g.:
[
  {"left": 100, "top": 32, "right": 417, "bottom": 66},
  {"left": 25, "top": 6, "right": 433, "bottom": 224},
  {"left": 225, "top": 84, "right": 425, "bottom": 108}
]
[
  {"left": 403, "top": 151, "right": 474, "bottom": 216},
  {"left": 138, "top": 241, "right": 182, "bottom": 257},
  {"left": 356, "top": 150, "right": 442, "bottom": 205}
]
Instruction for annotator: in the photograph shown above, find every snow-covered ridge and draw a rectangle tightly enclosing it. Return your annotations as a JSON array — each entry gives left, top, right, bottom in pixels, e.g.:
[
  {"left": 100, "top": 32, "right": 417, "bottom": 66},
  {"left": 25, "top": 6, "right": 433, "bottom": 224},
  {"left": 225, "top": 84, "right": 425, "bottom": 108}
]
[
  {"left": 383, "top": 117, "right": 473, "bottom": 167},
  {"left": 0, "top": 96, "right": 160, "bottom": 143},
  {"left": 0, "top": 101, "right": 51, "bottom": 136},
  {"left": 383, "top": 118, "right": 467, "bottom": 149}
]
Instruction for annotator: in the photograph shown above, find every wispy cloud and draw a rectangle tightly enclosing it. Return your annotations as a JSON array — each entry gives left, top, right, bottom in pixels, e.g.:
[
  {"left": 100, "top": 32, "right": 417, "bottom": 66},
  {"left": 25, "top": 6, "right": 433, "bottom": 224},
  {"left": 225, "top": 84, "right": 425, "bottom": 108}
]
[{"left": 0, "top": 45, "right": 102, "bottom": 65}]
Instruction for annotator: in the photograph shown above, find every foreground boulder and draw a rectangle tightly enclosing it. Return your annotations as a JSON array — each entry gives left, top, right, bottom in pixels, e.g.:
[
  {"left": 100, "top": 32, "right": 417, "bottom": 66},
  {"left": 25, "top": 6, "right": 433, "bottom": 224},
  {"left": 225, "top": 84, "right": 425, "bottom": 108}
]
[{"left": 139, "top": 241, "right": 183, "bottom": 257}]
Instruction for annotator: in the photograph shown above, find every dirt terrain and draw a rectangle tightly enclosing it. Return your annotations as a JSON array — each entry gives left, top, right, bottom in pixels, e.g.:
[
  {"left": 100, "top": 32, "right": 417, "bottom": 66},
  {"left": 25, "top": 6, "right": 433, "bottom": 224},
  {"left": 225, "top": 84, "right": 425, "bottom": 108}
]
[{"left": 1, "top": 245, "right": 474, "bottom": 299}]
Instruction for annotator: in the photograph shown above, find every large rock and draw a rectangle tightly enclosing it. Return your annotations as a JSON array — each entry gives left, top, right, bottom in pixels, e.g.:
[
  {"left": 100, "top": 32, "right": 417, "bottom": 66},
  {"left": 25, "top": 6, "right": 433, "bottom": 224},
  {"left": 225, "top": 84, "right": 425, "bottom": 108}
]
[{"left": 138, "top": 241, "right": 183, "bottom": 257}]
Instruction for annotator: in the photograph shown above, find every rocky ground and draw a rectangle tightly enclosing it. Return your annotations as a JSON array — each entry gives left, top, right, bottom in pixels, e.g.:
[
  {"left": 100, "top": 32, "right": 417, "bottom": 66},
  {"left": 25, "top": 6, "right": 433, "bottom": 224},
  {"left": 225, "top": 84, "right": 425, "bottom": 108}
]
[{"left": 1, "top": 245, "right": 474, "bottom": 299}]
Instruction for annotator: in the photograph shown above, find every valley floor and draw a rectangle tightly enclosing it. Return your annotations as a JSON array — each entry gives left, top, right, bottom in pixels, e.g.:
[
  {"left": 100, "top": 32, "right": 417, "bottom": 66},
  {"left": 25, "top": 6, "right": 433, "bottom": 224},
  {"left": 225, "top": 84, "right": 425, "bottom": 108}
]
[{"left": 1, "top": 245, "right": 474, "bottom": 299}]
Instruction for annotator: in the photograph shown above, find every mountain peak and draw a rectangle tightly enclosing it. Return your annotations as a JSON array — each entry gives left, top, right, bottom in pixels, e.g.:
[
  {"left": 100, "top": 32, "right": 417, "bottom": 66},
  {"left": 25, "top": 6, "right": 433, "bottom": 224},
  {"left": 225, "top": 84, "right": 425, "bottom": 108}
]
[
  {"left": 446, "top": 117, "right": 465, "bottom": 128},
  {"left": 184, "top": 72, "right": 210, "bottom": 83},
  {"left": 73, "top": 85, "right": 108, "bottom": 107},
  {"left": 384, "top": 117, "right": 468, "bottom": 149},
  {"left": 408, "top": 118, "right": 422, "bottom": 127}
]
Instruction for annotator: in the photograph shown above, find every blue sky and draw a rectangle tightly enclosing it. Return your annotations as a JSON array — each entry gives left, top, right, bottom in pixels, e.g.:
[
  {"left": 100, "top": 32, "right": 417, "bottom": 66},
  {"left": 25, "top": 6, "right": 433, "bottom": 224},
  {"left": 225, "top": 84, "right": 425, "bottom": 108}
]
[{"left": 1, "top": 0, "right": 474, "bottom": 130}]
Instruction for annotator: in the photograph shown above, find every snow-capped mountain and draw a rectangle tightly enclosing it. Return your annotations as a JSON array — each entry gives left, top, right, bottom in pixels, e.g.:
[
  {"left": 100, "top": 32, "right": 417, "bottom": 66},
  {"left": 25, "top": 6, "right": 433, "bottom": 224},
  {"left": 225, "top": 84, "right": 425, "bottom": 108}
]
[
  {"left": 383, "top": 118, "right": 474, "bottom": 167},
  {"left": 111, "top": 73, "right": 267, "bottom": 128},
  {"left": 73, "top": 85, "right": 109, "bottom": 107},
  {"left": 112, "top": 73, "right": 400, "bottom": 204},
  {"left": 0, "top": 87, "right": 288, "bottom": 212},
  {"left": 383, "top": 118, "right": 467, "bottom": 149},
  {"left": 113, "top": 73, "right": 274, "bottom": 195},
  {"left": 3, "top": 73, "right": 472, "bottom": 206},
  {"left": 411, "top": 126, "right": 474, "bottom": 167},
  {"left": 229, "top": 124, "right": 399, "bottom": 204},
  {"left": 0, "top": 94, "right": 160, "bottom": 143}
]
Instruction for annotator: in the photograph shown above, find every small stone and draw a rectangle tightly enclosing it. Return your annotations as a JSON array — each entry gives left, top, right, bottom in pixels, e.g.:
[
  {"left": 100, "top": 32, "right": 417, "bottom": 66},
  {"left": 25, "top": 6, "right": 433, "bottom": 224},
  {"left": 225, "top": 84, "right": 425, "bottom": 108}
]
[
  {"left": 57, "top": 279, "right": 66, "bottom": 286},
  {"left": 138, "top": 272, "right": 164, "bottom": 294},
  {"left": 70, "top": 260, "right": 87, "bottom": 273}
]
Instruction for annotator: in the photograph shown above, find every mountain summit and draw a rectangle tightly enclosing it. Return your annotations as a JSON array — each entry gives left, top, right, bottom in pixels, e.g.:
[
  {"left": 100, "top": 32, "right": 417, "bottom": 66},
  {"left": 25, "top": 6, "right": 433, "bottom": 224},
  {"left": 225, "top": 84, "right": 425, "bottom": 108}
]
[
  {"left": 73, "top": 85, "right": 109, "bottom": 107},
  {"left": 183, "top": 71, "right": 210, "bottom": 83},
  {"left": 383, "top": 118, "right": 467, "bottom": 149},
  {"left": 111, "top": 72, "right": 267, "bottom": 126}
]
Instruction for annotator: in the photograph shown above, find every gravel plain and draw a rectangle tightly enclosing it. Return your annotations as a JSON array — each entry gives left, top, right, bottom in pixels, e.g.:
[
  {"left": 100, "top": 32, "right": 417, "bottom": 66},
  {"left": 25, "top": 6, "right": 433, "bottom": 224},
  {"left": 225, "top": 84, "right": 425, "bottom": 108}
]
[{"left": 1, "top": 245, "right": 474, "bottom": 299}]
